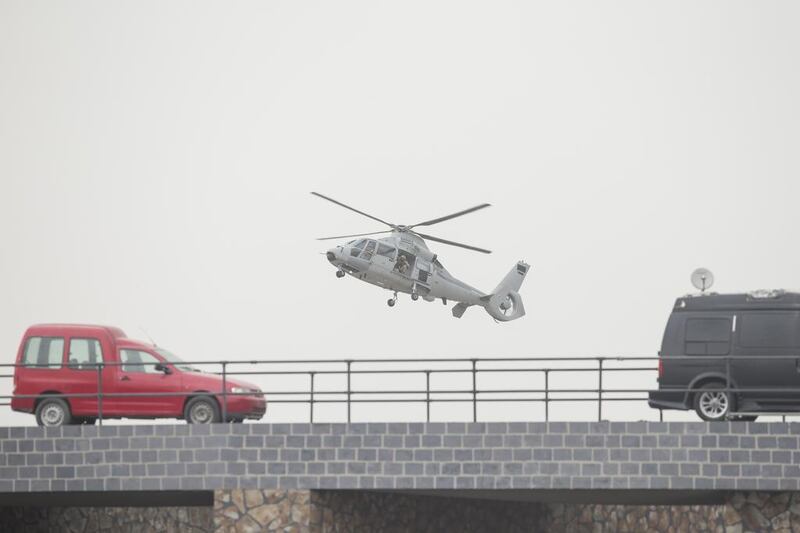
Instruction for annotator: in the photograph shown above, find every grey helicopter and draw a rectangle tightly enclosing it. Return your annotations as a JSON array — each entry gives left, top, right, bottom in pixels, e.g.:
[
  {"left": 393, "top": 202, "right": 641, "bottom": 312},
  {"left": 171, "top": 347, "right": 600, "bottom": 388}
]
[{"left": 313, "top": 192, "right": 530, "bottom": 321}]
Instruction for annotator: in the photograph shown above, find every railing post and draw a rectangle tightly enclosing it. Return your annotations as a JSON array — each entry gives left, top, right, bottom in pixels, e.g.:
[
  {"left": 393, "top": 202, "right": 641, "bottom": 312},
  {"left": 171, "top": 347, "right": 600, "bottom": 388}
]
[
  {"left": 597, "top": 358, "right": 604, "bottom": 422},
  {"left": 346, "top": 360, "right": 352, "bottom": 424},
  {"left": 221, "top": 362, "right": 228, "bottom": 423},
  {"left": 725, "top": 355, "right": 731, "bottom": 419},
  {"left": 471, "top": 359, "right": 477, "bottom": 423},
  {"left": 544, "top": 369, "right": 550, "bottom": 422},
  {"left": 96, "top": 362, "right": 103, "bottom": 426},
  {"left": 425, "top": 370, "right": 431, "bottom": 423},
  {"left": 309, "top": 372, "right": 315, "bottom": 424}
]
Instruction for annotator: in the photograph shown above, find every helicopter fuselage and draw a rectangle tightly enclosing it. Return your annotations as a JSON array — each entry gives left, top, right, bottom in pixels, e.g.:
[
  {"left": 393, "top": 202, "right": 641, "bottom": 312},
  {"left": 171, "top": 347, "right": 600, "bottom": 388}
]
[{"left": 326, "top": 232, "right": 486, "bottom": 306}]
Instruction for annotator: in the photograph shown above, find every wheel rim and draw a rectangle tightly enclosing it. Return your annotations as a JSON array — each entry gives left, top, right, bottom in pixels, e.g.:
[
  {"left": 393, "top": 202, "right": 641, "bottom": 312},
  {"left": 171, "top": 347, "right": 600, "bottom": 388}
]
[
  {"left": 41, "top": 403, "right": 65, "bottom": 426},
  {"left": 699, "top": 391, "right": 729, "bottom": 419},
  {"left": 190, "top": 402, "right": 213, "bottom": 424}
]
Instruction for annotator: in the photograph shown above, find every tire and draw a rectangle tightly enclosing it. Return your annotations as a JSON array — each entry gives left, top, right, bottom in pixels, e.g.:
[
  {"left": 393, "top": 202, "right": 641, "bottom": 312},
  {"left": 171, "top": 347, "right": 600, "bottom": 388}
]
[
  {"left": 35, "top": 398, "right": 73, "bottom": 427},
  {"left": 693, "top": 382, "right": 733, "bottom": 422},
  {"left": 184, "top": 396, "right": 221, "bottom": 424}
]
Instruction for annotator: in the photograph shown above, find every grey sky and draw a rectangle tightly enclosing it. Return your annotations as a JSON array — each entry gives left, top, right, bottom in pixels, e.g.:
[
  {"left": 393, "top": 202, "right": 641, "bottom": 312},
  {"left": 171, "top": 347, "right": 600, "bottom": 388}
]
[{"left": 1, "top": 1, "right": 799, "bottom": 425}]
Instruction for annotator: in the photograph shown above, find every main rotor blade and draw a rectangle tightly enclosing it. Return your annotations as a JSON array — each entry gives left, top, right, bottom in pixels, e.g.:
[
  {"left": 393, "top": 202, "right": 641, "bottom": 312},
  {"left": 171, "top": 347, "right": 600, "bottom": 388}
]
[
  {"left": 410, "top": 203, "right": 491, "bottom": 228},
  {"left": 413, "top": 231, "right": 492, "bottom": 254},
  {"left": 311, "top": 192, "right": 395, "bottom": 228},
  {"left": 316, "top": 230, "right": 392, "bottom": 241}
]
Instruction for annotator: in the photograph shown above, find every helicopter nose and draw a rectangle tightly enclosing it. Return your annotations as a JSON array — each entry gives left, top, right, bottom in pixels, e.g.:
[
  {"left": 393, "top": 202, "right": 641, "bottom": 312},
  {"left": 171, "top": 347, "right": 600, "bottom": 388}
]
[{"left": 326, "top": 250, "right": 337, "bottom": 262}]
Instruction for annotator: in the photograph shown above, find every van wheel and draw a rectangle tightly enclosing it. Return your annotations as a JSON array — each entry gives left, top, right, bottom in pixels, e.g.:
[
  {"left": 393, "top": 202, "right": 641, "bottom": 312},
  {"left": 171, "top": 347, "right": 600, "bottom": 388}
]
[
  {"left": 35, "top": 398, "right": 72, "bottom": 427},
  {"left": 185, "top": 396, "right": 221, "bottom": 424},
  {"left": 693, "top": 383, "right": 732, "bottom": 421}
]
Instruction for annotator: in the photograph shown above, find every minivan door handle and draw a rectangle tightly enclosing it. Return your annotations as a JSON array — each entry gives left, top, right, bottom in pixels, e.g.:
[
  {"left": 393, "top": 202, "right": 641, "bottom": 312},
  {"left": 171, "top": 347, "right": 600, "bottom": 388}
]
[{"left": 120, "top": 375, "right": 131, "bottom": 381}]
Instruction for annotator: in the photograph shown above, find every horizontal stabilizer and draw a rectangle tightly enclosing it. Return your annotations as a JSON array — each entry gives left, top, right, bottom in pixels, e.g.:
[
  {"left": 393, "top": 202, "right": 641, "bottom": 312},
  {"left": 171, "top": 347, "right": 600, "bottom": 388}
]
[{"left": 452, "top": 302, "right": 470, "bottom": 318}]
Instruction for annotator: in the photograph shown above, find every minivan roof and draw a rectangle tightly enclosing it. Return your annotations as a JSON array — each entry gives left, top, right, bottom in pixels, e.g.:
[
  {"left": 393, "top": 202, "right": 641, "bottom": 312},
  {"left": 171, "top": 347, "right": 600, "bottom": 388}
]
[
  {"left": 674, "top": 291, "right": 800, "bottom": 311},
  {"left": 26, "top": 324, "right": 127, "bottom": 339}
]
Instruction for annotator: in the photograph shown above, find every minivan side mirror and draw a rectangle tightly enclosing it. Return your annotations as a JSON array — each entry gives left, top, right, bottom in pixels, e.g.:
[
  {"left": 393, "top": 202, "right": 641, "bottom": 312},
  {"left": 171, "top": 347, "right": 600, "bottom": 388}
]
[{"left": 154, "top": 363, "right": 172, "bottom": 375}]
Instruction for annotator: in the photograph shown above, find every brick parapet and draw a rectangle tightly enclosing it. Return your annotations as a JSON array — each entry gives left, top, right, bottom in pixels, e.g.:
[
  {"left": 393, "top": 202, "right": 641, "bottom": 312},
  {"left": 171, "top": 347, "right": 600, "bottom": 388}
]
[{"left": 1, "top": 421, "right": 799, "bottom": 493}]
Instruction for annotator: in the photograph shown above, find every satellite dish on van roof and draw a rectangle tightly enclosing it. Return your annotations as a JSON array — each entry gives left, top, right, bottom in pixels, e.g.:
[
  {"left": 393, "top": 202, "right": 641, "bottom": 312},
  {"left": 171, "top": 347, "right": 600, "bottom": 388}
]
[{"left": 691, "top": 268, "right": 714, "bottom": 293}]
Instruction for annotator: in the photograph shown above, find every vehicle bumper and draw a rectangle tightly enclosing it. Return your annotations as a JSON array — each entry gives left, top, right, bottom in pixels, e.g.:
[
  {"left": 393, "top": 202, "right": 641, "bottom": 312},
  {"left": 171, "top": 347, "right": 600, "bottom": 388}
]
[
  {"left": 648, "top": 389, "right": 688, "bottom": 411},
  {"left": 11, "top": 397, "right": 34, "bottom": 413},
  {"left": 220, "top": 395, "right": 267, "bottom": 420}
]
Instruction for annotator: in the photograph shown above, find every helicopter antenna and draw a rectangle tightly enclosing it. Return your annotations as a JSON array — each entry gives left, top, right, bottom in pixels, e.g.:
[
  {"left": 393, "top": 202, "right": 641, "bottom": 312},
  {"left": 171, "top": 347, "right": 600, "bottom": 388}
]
[{"left": 139, "top": 326, "right": 157, "bottom": 347}]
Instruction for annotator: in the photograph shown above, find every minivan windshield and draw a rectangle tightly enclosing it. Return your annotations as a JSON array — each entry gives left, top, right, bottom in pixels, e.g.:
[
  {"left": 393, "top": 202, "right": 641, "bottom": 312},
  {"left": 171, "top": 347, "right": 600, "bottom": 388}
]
[{"left": 155, "top": 348, "right": 198, "bottom": 372}]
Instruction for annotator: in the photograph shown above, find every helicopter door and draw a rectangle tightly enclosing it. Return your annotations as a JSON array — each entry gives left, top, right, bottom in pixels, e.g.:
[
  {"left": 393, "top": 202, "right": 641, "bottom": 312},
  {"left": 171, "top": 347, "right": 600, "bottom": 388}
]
[
  {"left": 394, "top": 251, "right": 416, "bottom": 277},
  {"left": 416, "top": 259, "right": 431, "bottom": 284}
]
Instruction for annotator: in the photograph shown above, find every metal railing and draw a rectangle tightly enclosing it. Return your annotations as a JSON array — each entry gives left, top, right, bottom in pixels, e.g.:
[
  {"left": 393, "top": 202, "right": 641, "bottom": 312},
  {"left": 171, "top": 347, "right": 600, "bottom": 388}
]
[{"left": 1, "top": 355, "right": 799, "bottom": 425}]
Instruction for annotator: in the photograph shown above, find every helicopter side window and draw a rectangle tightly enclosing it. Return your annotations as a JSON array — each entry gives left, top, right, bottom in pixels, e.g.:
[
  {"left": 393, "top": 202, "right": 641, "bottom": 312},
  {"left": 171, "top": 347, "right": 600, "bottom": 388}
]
[
  {"left": 361, "top": 240, "right": 377, "bottom": 260},
  {"left": 350, "top": 239, "right": 367, "bottom": 257},
  {"left": 377, "top": 243, "right": 396, "bottom": 260}
]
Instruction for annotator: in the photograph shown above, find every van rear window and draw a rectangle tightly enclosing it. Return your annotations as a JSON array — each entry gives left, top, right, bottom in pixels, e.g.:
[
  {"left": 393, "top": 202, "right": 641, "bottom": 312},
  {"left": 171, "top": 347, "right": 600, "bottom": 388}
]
[
  {"left": 685, "top": 318, "right": 731, "bottom": 355},
  {"left": 22, "top": 337, "right": 64, "bottom": 368}
]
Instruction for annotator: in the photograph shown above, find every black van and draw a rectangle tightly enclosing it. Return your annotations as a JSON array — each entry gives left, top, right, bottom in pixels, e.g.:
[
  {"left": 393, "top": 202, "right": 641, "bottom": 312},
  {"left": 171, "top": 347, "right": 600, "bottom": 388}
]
[{"left": 649, "top": 290, "right": 800, "bottom": 421}]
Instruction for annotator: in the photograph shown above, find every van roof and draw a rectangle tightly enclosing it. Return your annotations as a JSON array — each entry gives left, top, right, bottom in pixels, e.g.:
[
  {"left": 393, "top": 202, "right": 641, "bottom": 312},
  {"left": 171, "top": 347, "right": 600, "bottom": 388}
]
[
  {"left": 26, "top": 324, "right": 127, "bottom": 339},
  {"left": 674, "top": 291, "right": 800, "bottom": 311}
]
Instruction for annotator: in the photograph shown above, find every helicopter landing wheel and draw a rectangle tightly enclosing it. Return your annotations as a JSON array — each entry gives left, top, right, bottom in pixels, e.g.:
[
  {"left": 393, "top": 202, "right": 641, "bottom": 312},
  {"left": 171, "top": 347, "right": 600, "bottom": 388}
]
[
  {"left": 387, "top": 298, "right": 396, "bottom": 307},
  {"left": 411, "top": 293, "right": 419, "bottom": 301},
  {"left": 336, "top": 270, "right": 345, "bottom": 278}
]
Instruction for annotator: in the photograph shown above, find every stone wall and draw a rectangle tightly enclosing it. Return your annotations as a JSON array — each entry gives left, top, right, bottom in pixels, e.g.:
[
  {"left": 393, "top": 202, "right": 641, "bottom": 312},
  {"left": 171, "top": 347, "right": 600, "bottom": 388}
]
[
  {"left": 215, "top": 489, "right": 546, "bottom": 532},
  {"left": 2, "top": 421, "right": 800, "bottom": 493},
  {"left": 0, "top": 505, "right": 212, "bottom": 533},
  {"left": 213, "top": 490, "right": 800, "bottom": 532},
  {"left": 548, "top": 492, "right": 800, "bottom": 532},
  {"left": 4, "top": 491, "right": 800, "bottom": 531}
]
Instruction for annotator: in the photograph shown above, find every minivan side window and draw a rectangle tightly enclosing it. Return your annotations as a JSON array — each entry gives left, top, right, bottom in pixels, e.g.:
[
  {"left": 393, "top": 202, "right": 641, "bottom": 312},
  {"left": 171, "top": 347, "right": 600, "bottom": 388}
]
[
  {"left": 739, "top": 313, "right": 800, "bottom": 350},
  {"left": 685, "top": 318, "right": 731, "bottom": 355},
  {"left": 68, "top": 339, "right": 103, "bottom": 370},
  {"left": 120, "top": 349, "right": 163, "bottom": 374},
  {"left": 22, "top": 337, "right": 64, "bottom": 368}
]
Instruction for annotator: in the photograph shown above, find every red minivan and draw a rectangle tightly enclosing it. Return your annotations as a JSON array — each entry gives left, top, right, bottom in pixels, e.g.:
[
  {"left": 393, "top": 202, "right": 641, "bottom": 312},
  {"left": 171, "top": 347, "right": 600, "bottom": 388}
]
[{"left": 11, "top": 324, "right": 266, "bottom": 426}]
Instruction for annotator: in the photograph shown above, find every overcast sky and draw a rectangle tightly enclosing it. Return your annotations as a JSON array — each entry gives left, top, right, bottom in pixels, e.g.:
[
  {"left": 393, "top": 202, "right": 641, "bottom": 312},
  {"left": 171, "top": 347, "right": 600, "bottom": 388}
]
[{"left": 1, "top": 1, "right": 799, "bottom": 426}]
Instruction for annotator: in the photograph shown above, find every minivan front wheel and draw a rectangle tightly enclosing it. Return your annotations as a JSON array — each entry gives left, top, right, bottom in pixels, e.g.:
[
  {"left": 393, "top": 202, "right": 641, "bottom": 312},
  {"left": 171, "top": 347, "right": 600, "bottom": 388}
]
[
  {"left": 694, "top": 383, "right": 732, "bottom": 421},
  {"left": 185, "top": 396, "right": 221, "bottom": 424},
  {"left": 35, "top": 398, "right": 72, "bottom": 427}
]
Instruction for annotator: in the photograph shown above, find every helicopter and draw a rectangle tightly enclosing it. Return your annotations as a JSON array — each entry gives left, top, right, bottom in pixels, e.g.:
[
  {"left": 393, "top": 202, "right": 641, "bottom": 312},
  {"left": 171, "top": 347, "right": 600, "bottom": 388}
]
[{"left": 312, "top": 192, "right": 530, "bottom": 321}]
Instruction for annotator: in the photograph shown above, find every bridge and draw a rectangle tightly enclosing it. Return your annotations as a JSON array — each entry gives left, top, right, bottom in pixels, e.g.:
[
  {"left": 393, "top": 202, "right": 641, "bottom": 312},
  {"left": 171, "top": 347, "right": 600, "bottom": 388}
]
[{"left": 2, "top": 421, "right": 799, "bottom": 531}]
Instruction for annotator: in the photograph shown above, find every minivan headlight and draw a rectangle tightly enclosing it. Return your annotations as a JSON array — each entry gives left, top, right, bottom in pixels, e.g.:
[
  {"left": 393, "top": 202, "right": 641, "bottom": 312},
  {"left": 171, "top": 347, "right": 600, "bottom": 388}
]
[{"left": 230, "top": 387, "right": 248, "bottom": 394}]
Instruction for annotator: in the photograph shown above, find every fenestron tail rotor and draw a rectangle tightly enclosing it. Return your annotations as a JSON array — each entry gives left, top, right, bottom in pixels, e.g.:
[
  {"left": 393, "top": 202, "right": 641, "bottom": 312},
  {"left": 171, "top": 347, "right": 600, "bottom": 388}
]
[{"left": 311, "top": 192, "right": 492, "bottom": 254}]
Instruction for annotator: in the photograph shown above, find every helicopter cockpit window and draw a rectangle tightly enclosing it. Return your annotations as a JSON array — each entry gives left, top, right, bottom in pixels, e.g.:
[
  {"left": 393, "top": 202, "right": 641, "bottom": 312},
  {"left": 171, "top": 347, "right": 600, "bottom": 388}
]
[
  {"left": 361, "top": 240, "right": 377, "bottom": 260},
  {"left": 377, "top": 243, "right": 396, "bottom": 259},
  {"left": 350, "top": 239, "right": 367, "bottom": 256}
]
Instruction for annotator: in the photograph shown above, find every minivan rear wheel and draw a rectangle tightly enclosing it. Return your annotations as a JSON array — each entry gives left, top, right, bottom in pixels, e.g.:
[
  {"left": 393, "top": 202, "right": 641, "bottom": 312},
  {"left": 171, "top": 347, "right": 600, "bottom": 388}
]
[
  {"left": 185, "top": 396, "right": 221, "bottom": 424},
  {"left": 693, "top": 383, "right": 732, "bottom": 421},
  {"left": 35, "top": 398, "right": 72, "bottom": 427}
]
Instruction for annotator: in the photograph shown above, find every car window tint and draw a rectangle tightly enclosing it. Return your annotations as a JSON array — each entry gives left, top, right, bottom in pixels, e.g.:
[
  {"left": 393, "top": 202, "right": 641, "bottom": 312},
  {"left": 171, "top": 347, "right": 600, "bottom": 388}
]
[
  {"left": 685, "top": 318, "right": 731, "bottom": 355},
  {"left": 68, "top": 338, "right": 103, "bottom": 370},
  {"left": 22, "top": 337, "right": 64, "bottom": 368},
  {"left": 120, "top": 349, "right": 163, "bottom": 374},
  {"left": 739, "top": 312, "right": 800, "bottom": 349}
]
